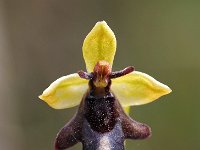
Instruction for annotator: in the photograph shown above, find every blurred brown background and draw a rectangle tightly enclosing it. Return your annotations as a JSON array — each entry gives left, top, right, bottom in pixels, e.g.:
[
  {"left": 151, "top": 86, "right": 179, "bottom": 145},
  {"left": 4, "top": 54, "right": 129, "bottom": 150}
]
[{"left": 0, "top": 0, "right": 199, "bottom": 150}]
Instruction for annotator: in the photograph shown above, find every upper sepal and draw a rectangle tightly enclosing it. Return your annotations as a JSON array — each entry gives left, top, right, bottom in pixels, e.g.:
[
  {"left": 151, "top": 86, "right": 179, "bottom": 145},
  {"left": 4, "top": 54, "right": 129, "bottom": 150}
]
[
  {"left": 111, "top": 71, "right": 172, "bottom": 106},
  {"left": 39, "top": 73, "right": 88, "bottom": 109},
  {"left": 82, "top": 21, "right": 116, "bottom": 72}
]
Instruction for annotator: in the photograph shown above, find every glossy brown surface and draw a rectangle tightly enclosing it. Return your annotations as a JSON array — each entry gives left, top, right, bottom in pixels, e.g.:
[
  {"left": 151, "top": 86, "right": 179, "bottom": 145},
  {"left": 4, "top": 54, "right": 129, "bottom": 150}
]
[{"left": 55, "top": 80, "right": 151, "bottom": 150}]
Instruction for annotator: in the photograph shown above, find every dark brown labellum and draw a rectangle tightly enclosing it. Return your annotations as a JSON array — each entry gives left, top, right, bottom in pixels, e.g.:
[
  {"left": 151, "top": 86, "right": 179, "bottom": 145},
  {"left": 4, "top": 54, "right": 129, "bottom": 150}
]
[
  {"left": 55, "top": 87, "right": 151, "bottom": 150},
  {"left": 55, "top": 64, "right": 151, "bottom": 150}
]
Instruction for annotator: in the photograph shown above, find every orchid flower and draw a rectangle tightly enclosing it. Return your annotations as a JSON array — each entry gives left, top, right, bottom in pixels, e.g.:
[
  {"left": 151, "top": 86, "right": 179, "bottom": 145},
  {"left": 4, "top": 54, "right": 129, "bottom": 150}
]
[{"left": 39, "top": 21, "right": 171, "bottom": 150}]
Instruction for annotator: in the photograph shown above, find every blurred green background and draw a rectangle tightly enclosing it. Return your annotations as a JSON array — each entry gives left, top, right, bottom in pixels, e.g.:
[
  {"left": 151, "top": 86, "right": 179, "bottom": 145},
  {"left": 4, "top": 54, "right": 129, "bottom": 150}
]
[{"left": 0, "top": 0, "right": 199, "bottom": 150}]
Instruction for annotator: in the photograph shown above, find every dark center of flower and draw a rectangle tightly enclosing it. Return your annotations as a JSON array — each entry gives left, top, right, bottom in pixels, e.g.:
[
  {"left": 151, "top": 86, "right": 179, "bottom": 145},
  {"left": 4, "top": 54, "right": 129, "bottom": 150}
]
[
  {"left": 78, "top": 61, "right": 134, "bottom": 88},
  {"left": 93, "top": 60, "right": 112, "bottom": 87}
]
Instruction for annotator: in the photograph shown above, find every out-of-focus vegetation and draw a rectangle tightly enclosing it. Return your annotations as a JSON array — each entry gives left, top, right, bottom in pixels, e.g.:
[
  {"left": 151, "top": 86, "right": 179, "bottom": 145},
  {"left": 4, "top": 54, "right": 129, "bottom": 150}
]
[{"left": 0, "top": 0, "right": 199, "bottom": 150}]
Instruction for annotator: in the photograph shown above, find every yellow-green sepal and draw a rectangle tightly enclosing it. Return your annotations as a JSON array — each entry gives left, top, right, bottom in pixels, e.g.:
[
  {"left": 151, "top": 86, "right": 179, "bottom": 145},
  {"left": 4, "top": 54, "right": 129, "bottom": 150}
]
[
  {"left": 111, "top": 71, "right": 172, "bottom": 107},
  {"left": 39, "top": 73, "right": 88, "bottom": 109},
  {"left": 82, "top": 21, "right": 116, "bottom": 72}
]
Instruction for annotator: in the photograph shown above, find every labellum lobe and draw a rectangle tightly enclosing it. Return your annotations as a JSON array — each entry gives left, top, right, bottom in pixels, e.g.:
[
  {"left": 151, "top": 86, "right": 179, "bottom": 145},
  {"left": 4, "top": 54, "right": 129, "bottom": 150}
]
[{"left": 55, "top": 63, "right": 151, "bottom": 150}]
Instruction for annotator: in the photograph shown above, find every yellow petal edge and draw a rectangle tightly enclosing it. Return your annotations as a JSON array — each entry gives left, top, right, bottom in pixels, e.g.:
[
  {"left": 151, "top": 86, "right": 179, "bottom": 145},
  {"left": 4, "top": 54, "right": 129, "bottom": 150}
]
[
  {"left": 123, "top": 106, "right": 130, "bottom": 114},
  {"left": 39, "top": 73, "right": 88, "bottom": 109},
  {"left": 82, "top": 21, "right": 116, "bottom": 72},
  {"left": 112, "top": 71, "right": 172, "bottom": 107}
]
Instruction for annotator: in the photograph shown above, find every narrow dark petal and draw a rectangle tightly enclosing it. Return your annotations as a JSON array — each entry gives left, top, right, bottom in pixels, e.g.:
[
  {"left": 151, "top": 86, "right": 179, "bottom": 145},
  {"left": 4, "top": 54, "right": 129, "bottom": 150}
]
[
  {"left": 110, "top": 66, "right": 134, "bottom": 79},
  {"left": 78, "top": 70, "right": 93, "bottom": 80}
]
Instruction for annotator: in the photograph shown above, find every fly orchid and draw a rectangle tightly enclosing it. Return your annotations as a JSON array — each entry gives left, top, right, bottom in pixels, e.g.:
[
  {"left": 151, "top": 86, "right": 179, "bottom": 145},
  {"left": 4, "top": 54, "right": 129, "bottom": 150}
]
[{"left": 39, "top": 21, "right": 171, "bottom": 150}]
